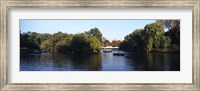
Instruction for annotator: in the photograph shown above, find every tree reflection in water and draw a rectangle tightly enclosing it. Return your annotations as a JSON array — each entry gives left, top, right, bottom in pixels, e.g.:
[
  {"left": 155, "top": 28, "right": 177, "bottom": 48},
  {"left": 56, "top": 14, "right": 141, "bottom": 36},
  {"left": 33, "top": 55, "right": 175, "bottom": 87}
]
[
  {"left": 20, "top": 52, "right": 180, "bottom": 71},
  {"left": 125, "top": 52, "right": 180, "bottom": 71}
]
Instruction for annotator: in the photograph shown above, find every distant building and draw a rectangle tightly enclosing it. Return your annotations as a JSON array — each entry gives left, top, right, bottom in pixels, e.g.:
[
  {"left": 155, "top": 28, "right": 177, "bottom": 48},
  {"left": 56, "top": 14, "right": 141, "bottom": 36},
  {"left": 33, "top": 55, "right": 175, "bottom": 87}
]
[{"left": 103, "top": 40, "right": 111, "bottom": 47}]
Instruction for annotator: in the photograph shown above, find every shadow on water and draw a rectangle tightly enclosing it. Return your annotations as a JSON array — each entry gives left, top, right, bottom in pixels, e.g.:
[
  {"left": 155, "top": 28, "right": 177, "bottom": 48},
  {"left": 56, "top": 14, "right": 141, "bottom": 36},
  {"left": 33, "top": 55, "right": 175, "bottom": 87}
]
[
  {"left": 125, "top": 52, "right": 180, "bottom": 71},
  {"left": 20, "top": 52, "right": 180, "bottom": 71},
  {"left": 20, "top": 52, "right": 102, "bottom": 71}
]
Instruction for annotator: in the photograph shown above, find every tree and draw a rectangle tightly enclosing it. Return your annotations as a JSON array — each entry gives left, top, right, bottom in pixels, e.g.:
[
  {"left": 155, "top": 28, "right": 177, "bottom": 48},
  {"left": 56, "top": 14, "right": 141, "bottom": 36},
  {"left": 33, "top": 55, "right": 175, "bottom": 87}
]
[
  {"left": 143, "top": 22, "right": 165, "bottom": 52},
  {"left": 160, "top": 36, "right": 171, "bottom": 49},
  {"left": 146, "top": 37, "right": 153, "bottom": 52},
  {"left": 21, "top": 31, "right": 102, "bottom": 53},
  {"left": 70, "top": 33, "right": 91, "bottom": 52},
  {"left": 85, "top": 28, "right": 102, "bottom": 42},
  {"left": 40, "top": 39, "right": 52, "bottom": 51},
  {"left": 20, "top": 32, "right": 30, "bottom": 48},
  {"left": 55, "top": 34, "right": 73, "bottom": 52},
  {"left": 20, "top": 31, "right": 49, "bottom": 50},
  {"left": 144, "top": 22, "right": 164, "bottom": 37},
  {"left": 120, "top": 22, "right": 171, "bottom": 52},
  {"left": 111, "top": 40, "right": 122, "bottom": 47},
  {"left": 88, "top": 36, "right": 101, "bottom": 52},
  {"left": 120, "top": 29, "right": 144, "bottom": 52},
  {"left": 157, "top": 20, "right": 180, "bottom": 31},
  {"left": 157, "top": 20, "right": 180, "bottom": 45}
]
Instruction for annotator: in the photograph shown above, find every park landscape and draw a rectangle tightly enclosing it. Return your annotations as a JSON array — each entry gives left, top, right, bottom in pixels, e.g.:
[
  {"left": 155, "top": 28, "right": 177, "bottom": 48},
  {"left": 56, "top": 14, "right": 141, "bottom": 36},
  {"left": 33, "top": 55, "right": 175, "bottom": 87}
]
[{"left": 20, "top": 20, "right": 180, "bottom": 71}]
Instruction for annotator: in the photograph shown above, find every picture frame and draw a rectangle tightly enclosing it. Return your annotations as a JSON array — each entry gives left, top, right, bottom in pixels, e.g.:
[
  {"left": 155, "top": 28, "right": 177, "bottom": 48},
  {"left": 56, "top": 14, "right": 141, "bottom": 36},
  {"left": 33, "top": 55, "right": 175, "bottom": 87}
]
[{"left": 0, "top": 0, "right": 199, "bottom": 91}]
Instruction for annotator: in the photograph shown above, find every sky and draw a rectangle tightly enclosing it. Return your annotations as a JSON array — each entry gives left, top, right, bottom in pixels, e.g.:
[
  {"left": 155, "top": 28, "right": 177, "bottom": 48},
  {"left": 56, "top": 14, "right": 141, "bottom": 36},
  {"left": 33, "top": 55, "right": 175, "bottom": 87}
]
[{"left": 20, "top": 20, "right": 156, "bottom": 40}]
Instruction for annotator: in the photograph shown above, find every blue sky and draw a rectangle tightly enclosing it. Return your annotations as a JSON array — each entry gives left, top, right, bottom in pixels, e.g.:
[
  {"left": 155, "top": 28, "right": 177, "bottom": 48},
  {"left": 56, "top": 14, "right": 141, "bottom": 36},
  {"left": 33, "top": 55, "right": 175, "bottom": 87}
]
[{"left": 20, "top": 20, "right": 156, "bottom": 40}]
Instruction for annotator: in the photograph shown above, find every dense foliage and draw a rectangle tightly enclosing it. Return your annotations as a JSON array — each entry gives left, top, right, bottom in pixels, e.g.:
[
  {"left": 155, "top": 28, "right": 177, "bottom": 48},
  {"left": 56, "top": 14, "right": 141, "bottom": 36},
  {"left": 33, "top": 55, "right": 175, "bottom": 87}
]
[
  {"left": 157, "top": 20, "right": 180, "bottom": 45},
  {"left": 85, "top": 28, "right": 103, "bottom": 42},
  {"left": 21, "top": 28, "right": 102, "bottom": 53},
  {"left": 120, "top": 21, "right": 179, "bottom": 53},
  {"left": 21, "top": 20, "right": 180, "bottom": 53}
]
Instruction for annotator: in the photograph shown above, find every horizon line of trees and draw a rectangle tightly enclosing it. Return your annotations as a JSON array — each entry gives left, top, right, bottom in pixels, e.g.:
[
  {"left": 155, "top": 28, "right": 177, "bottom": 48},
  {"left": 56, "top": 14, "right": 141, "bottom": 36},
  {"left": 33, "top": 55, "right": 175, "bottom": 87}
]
[
  {"left": 20, "top": 28, "right": 103, "bottom": 53},
  {"left": 20, "top": 20, "right": 180, "bottom": 53},
  {"left": 20, "top": 27, "right": 124, "bottom": 53}
]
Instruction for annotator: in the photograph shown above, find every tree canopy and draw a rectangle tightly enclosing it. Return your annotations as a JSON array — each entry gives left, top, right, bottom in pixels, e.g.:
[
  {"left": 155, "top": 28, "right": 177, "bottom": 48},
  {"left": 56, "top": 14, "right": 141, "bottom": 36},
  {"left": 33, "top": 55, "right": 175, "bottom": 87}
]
[
  {"left": 85, "top": 28, "right": 102, "bottom": 42},
  {"left": 157, "top": 20, "right": 180, "bottom": 45},
  {"left": 120, "top": 22, "right": 173, "bottom": 52},
  {"left": 21, "top": 20, "right": 180, "bottom": 54},
  {"left": 21, "top": 28, "right": 102, "bottom": 53}
]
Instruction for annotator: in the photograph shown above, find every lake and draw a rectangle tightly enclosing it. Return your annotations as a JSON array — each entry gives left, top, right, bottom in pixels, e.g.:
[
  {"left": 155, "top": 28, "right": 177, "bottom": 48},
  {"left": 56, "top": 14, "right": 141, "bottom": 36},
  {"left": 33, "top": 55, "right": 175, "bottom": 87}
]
[{"left": 20, "top": 52, "right": 180, "bottom": 71}]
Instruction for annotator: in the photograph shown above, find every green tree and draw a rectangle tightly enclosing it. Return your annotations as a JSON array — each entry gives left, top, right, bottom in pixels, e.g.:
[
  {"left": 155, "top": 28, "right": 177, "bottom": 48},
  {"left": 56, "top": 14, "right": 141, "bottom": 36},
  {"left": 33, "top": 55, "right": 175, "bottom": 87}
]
[
  {"left": 160, "top": 36, "right": 171, "bottom": 49},
  {"left": 143, "top": 22, "right": 165, "bottom": 52},
  {"left": 20, "top": 32, "right": 49, "bottom": 50},
  {"left": 88, "top": 36, "right": 101, "bottom": 52},
  {"left": 146, "top": 37, "right": 153, "bottom": 52},
  {"left": 70, "top": 33, "right": 90, "bottom": 52},
  {"left": 55, "top": 34, "right": 73, "bottom": 52},
  {"left": 144, "top": 22, "right": 164, "bottom": 37},
  {"left": 85, "top": 28, "right": 102, "bottom": 42},
  {"left": 120, "top": 29, "right": 144, "bottom": 51},
  {"left": 40, "top": 39, "right": 52, "bottom": 51},
  {"left": 120, "top": 22, "right": 172, "bottom": 52}
]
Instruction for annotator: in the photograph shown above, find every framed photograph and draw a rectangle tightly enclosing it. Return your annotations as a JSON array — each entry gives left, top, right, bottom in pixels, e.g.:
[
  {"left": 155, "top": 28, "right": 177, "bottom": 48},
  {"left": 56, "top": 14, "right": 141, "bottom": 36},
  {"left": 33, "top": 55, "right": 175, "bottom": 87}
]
[{"left": 0, "top": 0, "right": 199, "bottom": 91}]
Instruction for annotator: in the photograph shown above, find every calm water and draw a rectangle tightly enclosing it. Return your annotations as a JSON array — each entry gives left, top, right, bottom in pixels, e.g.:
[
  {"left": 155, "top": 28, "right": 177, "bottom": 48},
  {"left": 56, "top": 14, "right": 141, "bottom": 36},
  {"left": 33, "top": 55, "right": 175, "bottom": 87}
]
[{"left": 20, "top": 52, "right": 180, "bottom": 71}]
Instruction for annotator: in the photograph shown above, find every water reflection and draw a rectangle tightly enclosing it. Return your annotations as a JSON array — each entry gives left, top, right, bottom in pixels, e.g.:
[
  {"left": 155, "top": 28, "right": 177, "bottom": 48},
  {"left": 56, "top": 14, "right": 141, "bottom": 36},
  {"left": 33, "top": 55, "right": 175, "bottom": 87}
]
[
  {"left": 20, "top": 52, "right": 180, "bottom": 71},
  {"left": 125, "top": 53, "right": 180, "bottom": 71}
]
